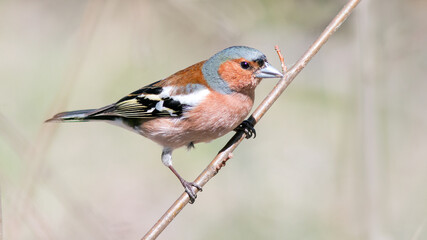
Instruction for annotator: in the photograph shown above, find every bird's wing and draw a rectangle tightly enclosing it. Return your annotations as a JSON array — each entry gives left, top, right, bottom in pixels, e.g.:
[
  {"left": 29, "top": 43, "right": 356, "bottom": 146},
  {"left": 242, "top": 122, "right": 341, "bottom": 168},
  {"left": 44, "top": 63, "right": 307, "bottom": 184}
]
[{"left": 91, "top": 81, "right": 210, "bottom": 119}]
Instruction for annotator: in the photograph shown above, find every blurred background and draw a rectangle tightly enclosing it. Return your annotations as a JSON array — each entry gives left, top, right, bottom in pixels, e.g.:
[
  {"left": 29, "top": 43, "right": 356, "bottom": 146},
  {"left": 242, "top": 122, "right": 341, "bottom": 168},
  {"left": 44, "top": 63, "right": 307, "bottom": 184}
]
[{"left": 1, "top": 0, "right": 426, "bottom": 239}]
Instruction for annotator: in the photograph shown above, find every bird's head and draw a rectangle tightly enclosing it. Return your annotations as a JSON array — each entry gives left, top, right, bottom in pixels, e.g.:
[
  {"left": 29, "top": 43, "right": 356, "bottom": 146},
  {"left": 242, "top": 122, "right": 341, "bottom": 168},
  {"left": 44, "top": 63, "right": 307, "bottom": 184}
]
[{"left": 202, "top": 46, "right": 283, "bottom": 95}]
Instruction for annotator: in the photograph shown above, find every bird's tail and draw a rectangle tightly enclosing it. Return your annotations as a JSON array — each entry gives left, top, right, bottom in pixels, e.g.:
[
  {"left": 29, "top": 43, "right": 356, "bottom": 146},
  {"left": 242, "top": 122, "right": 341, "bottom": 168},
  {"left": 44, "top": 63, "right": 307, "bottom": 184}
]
[
  {"left": 45, "top": 109, "right": 97, "bottom": 122},
  {"left": 45, "top": 104, "right": 116, "bottom": 123}
]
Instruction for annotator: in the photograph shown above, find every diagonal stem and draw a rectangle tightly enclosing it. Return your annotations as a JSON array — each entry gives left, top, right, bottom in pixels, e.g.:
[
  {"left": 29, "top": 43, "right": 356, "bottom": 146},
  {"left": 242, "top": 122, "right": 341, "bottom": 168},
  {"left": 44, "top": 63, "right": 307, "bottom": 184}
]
[{"left": 141, "top": 0, "right": 361, "bottom": 239}]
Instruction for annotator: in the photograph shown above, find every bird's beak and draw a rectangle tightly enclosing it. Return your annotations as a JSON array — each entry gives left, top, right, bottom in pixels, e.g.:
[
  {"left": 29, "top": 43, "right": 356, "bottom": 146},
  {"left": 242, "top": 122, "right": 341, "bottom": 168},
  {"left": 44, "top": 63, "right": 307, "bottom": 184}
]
[{"left": 255, "top": 62, "right": 283, "bottom": 78}]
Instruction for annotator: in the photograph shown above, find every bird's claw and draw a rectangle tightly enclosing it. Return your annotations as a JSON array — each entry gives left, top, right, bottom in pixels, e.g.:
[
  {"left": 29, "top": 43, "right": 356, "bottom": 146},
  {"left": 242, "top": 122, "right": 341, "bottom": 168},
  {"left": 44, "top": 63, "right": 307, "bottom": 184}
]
[
  {"left": 182, "top": 180, "right": 203, "bottom": 204},
  {"left": 235, "top": 120, "right": 256, "bottom": 139}
]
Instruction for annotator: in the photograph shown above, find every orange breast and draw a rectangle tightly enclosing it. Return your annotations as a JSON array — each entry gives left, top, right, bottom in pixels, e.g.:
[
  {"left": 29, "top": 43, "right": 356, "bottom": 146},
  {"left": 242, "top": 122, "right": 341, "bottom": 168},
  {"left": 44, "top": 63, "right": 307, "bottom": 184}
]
[{"left": 138, "top": 91, "right": 254, "bottom": 149}]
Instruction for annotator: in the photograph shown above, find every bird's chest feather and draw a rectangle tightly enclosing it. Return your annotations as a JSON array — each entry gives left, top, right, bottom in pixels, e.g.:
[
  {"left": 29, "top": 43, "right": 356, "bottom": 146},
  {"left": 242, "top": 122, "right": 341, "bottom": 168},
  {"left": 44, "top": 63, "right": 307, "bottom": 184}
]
[
  {"left": 139, "top": 91, "right": 254, "bottom": 148},
  {"left": 184, "top": 91, "right": 254, "bottom": 134}
]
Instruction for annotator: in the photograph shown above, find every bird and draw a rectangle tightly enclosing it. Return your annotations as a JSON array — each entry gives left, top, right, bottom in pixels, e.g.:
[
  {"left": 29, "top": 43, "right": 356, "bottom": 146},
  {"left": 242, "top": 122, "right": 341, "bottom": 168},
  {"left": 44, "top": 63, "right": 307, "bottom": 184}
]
[{"left": 46, "top": 46, "right": 283, "bottom": 203}]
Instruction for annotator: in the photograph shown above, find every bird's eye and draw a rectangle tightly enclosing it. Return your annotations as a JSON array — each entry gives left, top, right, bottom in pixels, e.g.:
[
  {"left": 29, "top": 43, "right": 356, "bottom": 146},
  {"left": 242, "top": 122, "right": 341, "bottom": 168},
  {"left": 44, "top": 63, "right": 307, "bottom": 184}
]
[{"left": 240, "top": 61, "right": 250, "bottom": 69}]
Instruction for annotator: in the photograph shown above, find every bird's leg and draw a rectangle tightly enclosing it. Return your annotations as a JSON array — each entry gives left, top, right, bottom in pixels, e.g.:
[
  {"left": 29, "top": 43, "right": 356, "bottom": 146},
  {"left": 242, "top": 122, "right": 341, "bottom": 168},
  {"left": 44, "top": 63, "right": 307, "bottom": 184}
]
[
  {"left": 234, "top": 118, "right": 256, "bottom": 139},
  {"left": 162, "top": 148, "right": 202, "bottom": 204},
  {"left": 168, "top": 166, "right": 203, "bottom": 204}
]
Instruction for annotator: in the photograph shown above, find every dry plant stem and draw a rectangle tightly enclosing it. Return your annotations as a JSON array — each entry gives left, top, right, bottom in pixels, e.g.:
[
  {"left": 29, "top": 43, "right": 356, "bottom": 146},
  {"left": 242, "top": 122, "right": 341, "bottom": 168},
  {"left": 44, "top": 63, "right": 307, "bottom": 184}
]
[{"left": 141, "top": 0, "right": 361, "bottom": 239}]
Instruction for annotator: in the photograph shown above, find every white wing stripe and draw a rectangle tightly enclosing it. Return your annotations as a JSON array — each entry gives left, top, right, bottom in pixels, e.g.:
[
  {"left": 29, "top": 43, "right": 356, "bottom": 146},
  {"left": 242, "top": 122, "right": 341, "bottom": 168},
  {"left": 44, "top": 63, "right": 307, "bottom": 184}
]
[{"left": 167, "top": 88, "right": 210, "bottom": 106}]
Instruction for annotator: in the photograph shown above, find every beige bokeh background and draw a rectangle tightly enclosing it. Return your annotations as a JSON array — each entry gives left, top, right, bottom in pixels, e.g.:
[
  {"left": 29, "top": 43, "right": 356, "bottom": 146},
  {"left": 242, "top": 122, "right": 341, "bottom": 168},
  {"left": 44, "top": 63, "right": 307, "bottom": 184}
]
[{"left": 1, "top": 0, "right": 426, "bottom": 239}]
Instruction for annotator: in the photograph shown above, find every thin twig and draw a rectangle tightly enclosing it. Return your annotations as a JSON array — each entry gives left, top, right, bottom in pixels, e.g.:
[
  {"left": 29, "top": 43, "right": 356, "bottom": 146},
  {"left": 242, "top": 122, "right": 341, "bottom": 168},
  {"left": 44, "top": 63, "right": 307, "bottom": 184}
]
[
  {"left": 141, "top": 0, "right": 361, "bottom": 239},
  {"left": 275, "top": 45, "right": 287, "bottom": 73}
]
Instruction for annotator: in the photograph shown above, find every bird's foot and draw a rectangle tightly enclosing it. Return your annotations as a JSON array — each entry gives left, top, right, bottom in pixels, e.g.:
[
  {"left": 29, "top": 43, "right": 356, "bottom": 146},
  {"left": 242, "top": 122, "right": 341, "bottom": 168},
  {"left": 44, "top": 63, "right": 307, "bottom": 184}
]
[
  {"left": 182, "top": 180, "right": 203, "bottom": 204},
  {"left": 234, "top": 120, "right": 256, "bottom": 139}
]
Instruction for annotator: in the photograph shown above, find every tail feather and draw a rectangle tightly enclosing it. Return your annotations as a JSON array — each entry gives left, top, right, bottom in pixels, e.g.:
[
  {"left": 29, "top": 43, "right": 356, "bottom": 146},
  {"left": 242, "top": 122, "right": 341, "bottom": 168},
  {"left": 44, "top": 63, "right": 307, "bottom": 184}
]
[
  {"left": 45, "top": 109, "right": 97, "bottom": 122},
  {"left": 46, "top": 104, "right": 117, "bottom": 122}
]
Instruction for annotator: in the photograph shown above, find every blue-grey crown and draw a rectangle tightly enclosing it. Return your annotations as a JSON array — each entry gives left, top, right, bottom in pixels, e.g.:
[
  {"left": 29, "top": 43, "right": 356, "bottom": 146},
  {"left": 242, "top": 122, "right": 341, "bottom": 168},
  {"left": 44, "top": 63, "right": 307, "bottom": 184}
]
[{"left": 202, "top": 46, "right": 266, "bottom": 94}]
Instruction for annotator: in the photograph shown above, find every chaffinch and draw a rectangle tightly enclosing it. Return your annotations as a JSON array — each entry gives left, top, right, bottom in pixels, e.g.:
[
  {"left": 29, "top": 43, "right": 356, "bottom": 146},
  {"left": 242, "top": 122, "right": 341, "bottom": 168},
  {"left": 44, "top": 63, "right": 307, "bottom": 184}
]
[{"left": 47, "top": 46, "right": 283, "bottom": 203}]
